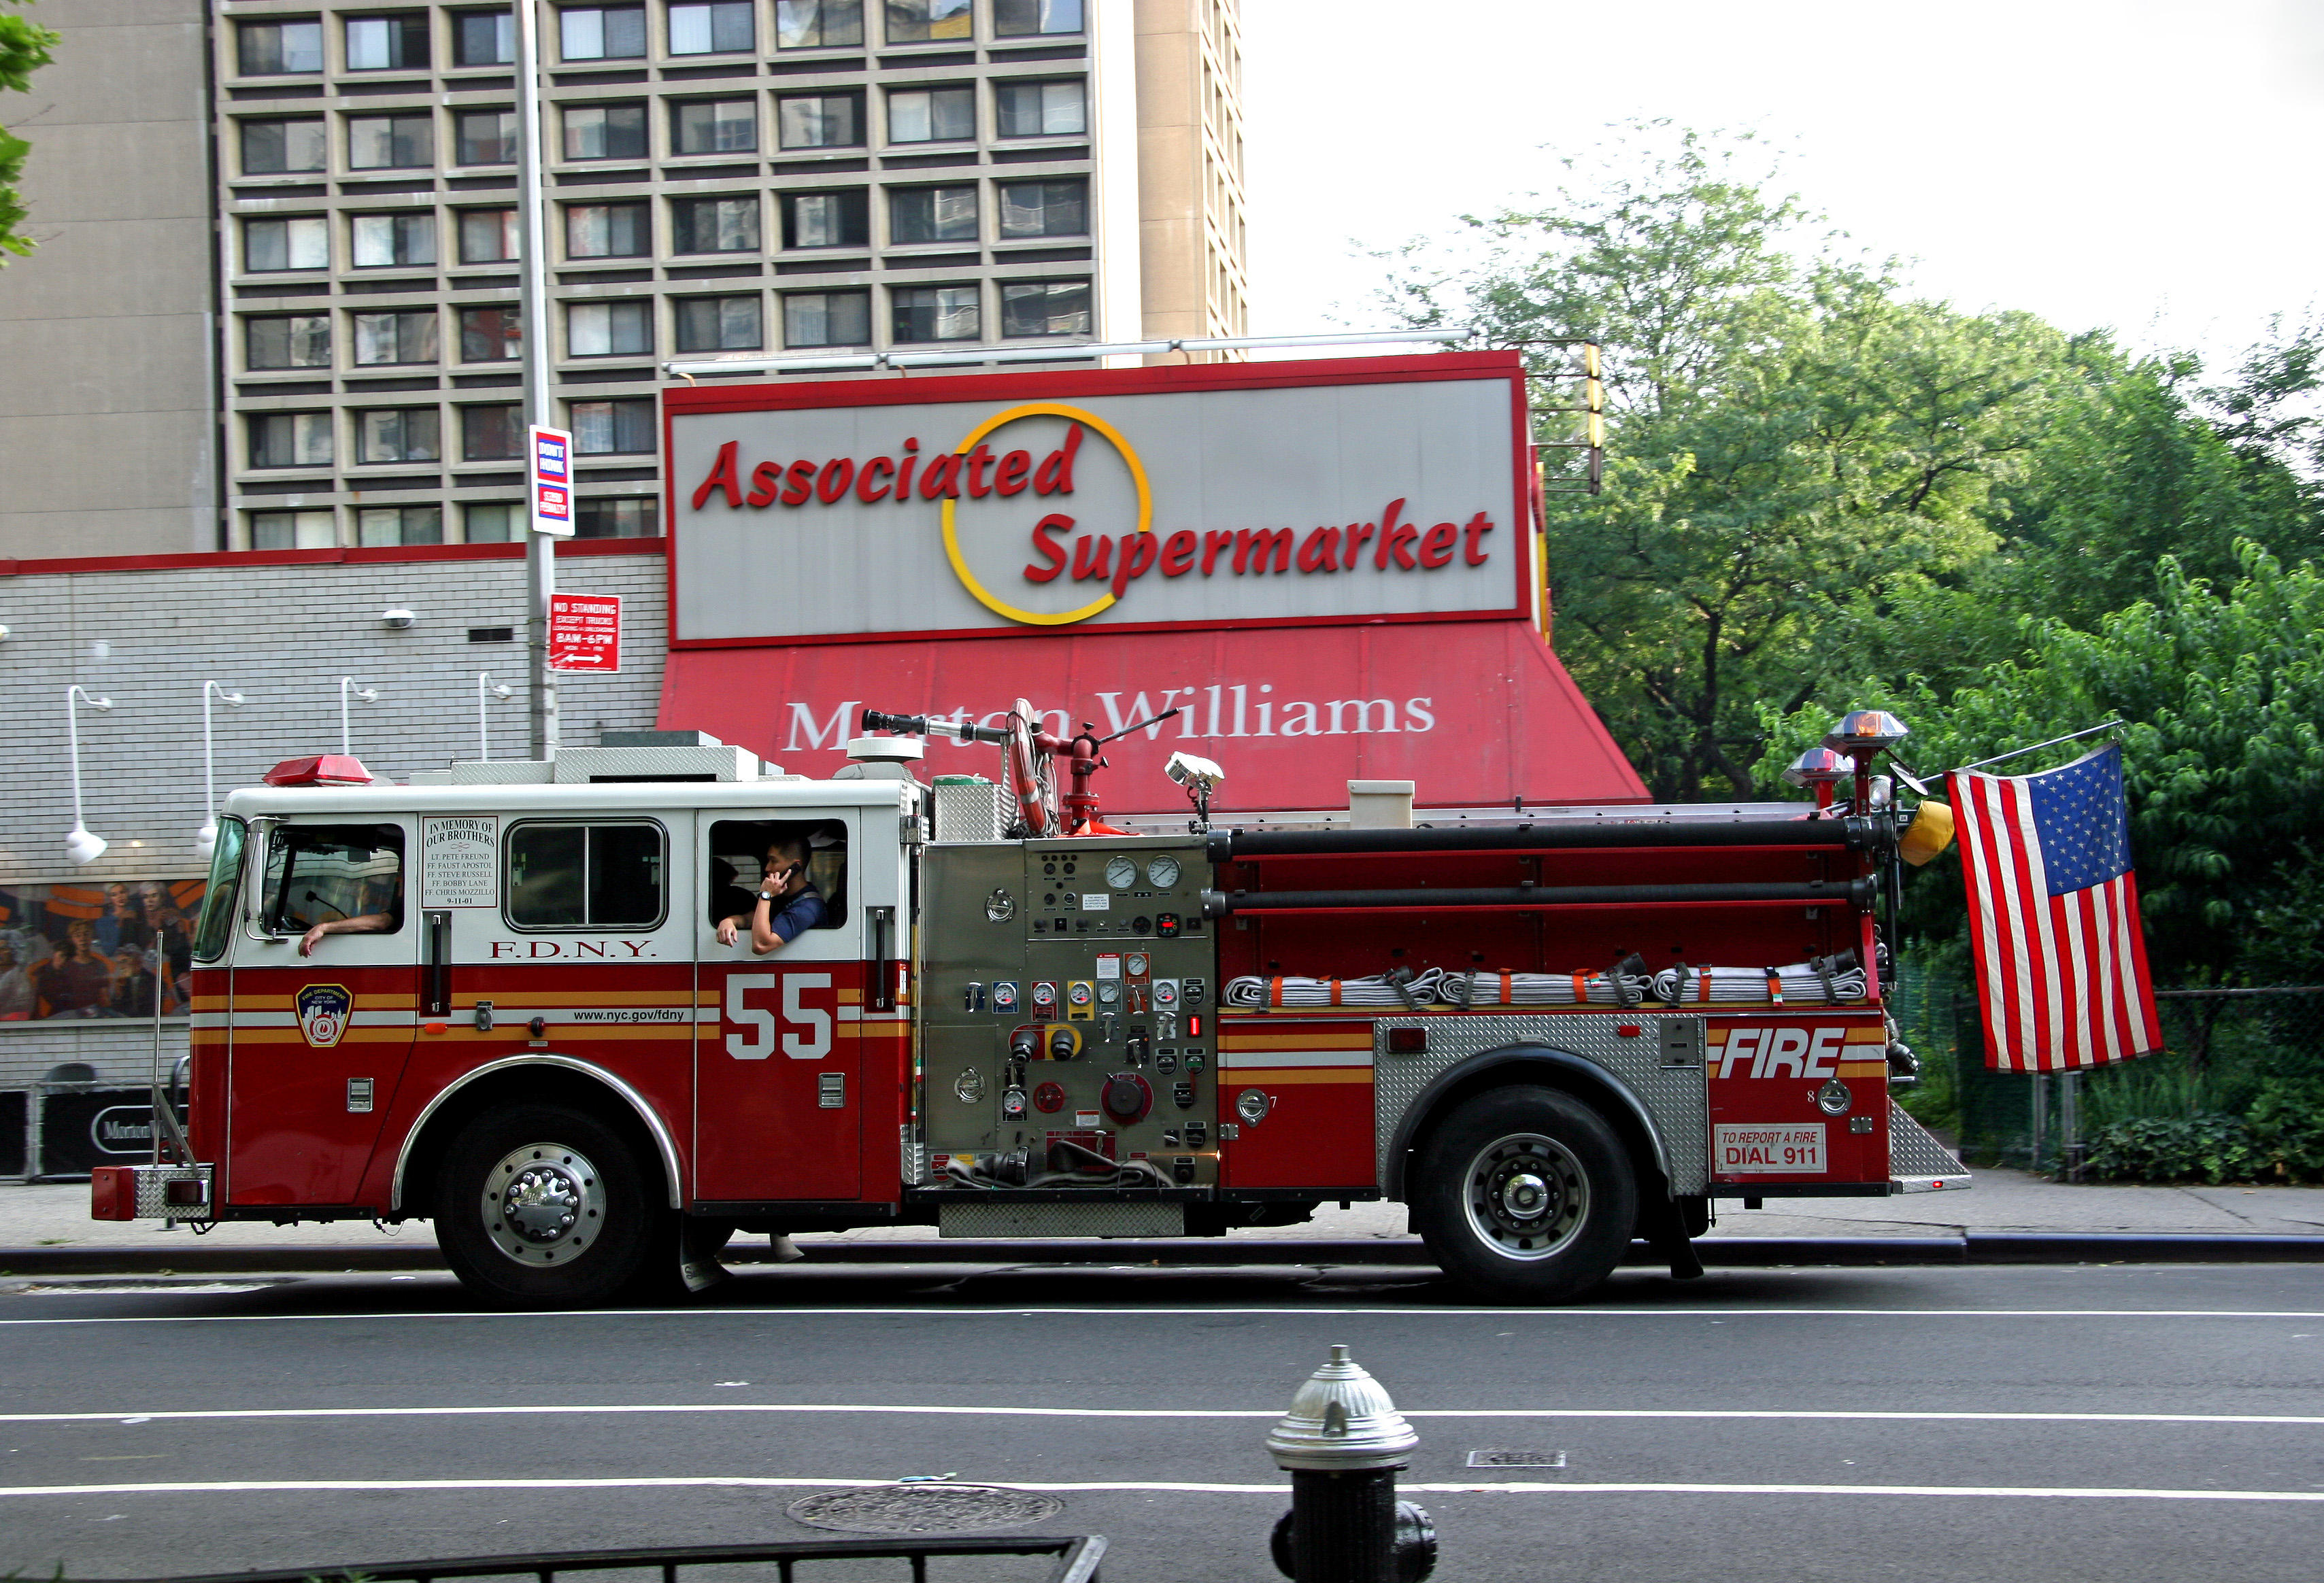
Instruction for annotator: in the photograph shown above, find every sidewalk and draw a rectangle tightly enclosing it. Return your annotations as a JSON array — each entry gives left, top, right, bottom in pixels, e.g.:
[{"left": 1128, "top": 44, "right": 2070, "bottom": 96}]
[{"left": 4, "top": 1169, "right": 2321, "bottom": 1276}]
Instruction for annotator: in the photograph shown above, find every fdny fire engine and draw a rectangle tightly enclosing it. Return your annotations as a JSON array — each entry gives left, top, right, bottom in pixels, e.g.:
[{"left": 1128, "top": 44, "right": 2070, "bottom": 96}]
[{"left": 95, "top": 704, "right": 1968, "bottom": 1306}]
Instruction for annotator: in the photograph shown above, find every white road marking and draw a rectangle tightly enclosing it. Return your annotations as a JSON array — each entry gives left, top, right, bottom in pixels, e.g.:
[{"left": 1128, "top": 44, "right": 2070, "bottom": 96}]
[
  {"left": 3, "top": 1304, "right": 2324, "bottom": 1329},
  {"left": 5, "top": 1403, "right": 2324, "bottom": 1429},
  {"left": 4, "top": 1476, "right": 2324, "bottom": 1504}
]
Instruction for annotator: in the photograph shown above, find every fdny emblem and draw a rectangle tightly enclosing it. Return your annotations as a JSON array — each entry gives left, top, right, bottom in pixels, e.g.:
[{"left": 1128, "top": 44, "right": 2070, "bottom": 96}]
[{"left": 296, "top": 984, "right": 354, "bottom": 1049}]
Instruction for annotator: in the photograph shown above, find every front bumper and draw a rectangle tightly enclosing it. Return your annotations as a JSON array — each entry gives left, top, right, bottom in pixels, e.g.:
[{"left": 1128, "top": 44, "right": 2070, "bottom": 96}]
[{"left": 91, "top": 1163, "right": 215, "bottom": 1222}]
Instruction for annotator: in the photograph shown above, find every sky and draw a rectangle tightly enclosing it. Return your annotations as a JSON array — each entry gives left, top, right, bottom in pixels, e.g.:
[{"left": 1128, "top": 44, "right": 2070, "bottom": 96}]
[{"left": 1239, "top": 0, "right": 2324, "bottom": 373}]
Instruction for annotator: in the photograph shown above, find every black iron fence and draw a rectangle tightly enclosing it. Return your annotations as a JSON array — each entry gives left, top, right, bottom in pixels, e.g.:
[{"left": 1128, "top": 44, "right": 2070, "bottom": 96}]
[{"left": 97, "top": 1535, "right": 1107, "bottom": 1583}]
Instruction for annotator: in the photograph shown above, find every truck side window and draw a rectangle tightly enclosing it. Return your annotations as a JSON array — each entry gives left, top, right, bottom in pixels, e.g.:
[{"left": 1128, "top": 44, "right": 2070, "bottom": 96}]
[
  {"left": 709, "top": 819, "right": 846, "bottom": 930},
  {"left": 507, "top": 821, "right": 666, "bottom": 930},
  {"left": 263, "top": 825, "right": 405, "bottom": 937}
]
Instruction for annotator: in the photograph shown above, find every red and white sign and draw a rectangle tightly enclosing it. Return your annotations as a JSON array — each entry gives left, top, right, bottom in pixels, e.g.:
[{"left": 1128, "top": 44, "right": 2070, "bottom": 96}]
[
  {"left": 530, "top": 424, "right": 573, "bottom": 537},
  {"left": 549, "top": 592, "right": 620, "bottom": 672}
]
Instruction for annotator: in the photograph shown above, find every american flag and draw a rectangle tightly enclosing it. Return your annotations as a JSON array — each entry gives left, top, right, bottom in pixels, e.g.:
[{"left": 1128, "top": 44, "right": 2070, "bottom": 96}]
[{"left": 1949, "top": 744, "right": 2164, "bottom": 1071}]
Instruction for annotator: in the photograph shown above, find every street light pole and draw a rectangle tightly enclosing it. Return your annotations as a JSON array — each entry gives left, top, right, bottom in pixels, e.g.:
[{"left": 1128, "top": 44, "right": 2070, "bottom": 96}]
[{"left": 515, "top": 0, "right": 559, "bottom": 761}]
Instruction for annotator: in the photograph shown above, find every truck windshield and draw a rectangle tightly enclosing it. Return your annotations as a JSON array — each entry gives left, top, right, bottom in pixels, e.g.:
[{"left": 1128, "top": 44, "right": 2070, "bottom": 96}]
[
  {"left": 263, "top": 824, "right": 406, "bottom": 937},
  {"left": 192, "top": 817, "right": 246, "bottom": 962}
]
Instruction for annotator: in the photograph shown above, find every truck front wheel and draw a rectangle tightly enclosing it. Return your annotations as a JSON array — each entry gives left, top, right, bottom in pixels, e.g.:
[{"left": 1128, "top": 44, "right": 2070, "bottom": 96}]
[
  {"left": 1411, "top": 1085, "right": 1638, "bottom": 1304},
  {"left": 435, "top": 1104, "right": 665, "bottom": 1308}
]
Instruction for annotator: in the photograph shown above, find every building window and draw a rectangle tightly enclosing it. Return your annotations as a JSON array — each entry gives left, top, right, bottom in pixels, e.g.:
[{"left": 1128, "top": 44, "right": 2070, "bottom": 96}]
[
  {"left": 453, "top": 9, "right": 515, "bottom": 64},
  {"left": 356, "top": 407, "right": 441, "bottom": 464},
  {"left": 567, "top": 299, "right": 652, "bottom": 356},
  {"left": 671, "top": 194, "right": 761, "bottom": 253},
  {"left": 779, "top": 188, "right": 865, "bottom": 249},
  {"left": 351, "top": 211, "right": 437, "bottom": 268},
  {"left": 243, "top": 216, "right": 328, "bottom": 272},
  {"left": 673, "top": 294, "right": 761, "bottom": 352},
  {"left": 777, "top": 91, "right": 862, "bottom": 150},
  {"left": 356, "top": 505, "right": 445, "bottom": 546},
  {"left": 883, "top": 0, "right": 969, "bottom": 44},
  {"left": 344, "top": 13, "right": 430, "bottom": 70},
  {"left": 672, "top": 98, "right": 756, "bottom": 154},
  {"left": 352, "top": 309, "right": 439, "bottom": 365},
  {"left": 244, "top": 313, "right": 331, "bottom": 371},
  {"left": 994, "top": 78, "right": 1083, "bottom": 138},
  {"left": 460, "top": 305, "right": 524, "bottom": 361},
  {"left": 565, "top": 201, "right": 650, "bottom": 258},
  {"left": 237, "top": 18, "right": 323, "bottom": 75},
  {"left": 890, "top": 284, "right": 978, "bottom": 343},
  {"left": 888, "top": 184, "right": 976, "bottom": 245},
  {"left": 249, "top": 509, "right": 337, "bottom": 549},
  {"left": 885, "top": 85, "right": 972, "bottom": 143},
  {"left": 563, "top": 102, "right": 647, "bottom": 160},
  {"left": 239, "top": 117, "right": 326, "bottom": 175},
  {"left": 461, "top": 404, "right": 524, "bottom": 460},
  {"left": 465, "top": 502, "right": 522, "bottom": 541},
  {"left": 992, "top": 0, "right": 1080, "bottom": 35},
  {"left": 458, "top": 208, "right": 520, "bottom": 263},
  {"left": 249, "top": 411, "right": 333, "bottom": 469},
  {"left": 998, "top": 177, "right": 1085, "bottom": 238},
  {"left": 572, "top": 398, "right": 656, "bottom": 453},
  {"left": 450, "top": 109, "right": 516, "bottom": 167},
  {"left": 1000, "top": 277, "right": 1089, "bottom": 338},
  {"left": 347, "top": 112, "right": 434, "bottom": 169},
  {"left": 782, "top": 289, "right": 869, "bottom": 347},
  {"left": 668, "top": 0, "right": 752, "bottom": 54},
  {"left": 575, "top": 497, "right": 659, "bottom": 537},
  {"left": 559, "top": 5, "right": 647, "bottom": 58},
  {"left": 774, "top": 0, "right": 861, "bottom": 48}
]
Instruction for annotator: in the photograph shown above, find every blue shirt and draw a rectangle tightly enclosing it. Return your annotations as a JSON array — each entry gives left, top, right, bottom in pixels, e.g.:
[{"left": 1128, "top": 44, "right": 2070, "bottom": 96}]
[{"left": 767, "top": 883, "right": 826, "bottom": 945}]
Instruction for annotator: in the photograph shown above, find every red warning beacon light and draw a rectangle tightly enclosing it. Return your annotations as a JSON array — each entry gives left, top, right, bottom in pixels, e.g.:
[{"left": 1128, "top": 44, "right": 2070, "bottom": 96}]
[{"left": 263, "top": 754, "right": 374, "bottom": 787}]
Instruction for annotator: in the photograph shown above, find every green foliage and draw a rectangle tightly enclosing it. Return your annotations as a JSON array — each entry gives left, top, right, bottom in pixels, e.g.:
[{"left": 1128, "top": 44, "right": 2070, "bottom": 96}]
[{"left": 0, "top": 0, "right": 58, "bottom": 263}]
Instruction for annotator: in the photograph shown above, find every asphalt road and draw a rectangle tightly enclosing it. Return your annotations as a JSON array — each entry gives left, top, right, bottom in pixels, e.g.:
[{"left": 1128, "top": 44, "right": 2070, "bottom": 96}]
[{"left": 3, "top": 1259, "right": 2321, "bottom": 1583}]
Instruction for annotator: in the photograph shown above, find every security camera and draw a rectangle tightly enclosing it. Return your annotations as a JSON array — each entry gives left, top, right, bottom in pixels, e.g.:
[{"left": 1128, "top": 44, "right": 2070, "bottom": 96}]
[
  {"left": 1165, "top": 752, "right": 1224, "bottom": 791},
  {"left": 381, "top": 608, "right": 416, "bottom": 630}
]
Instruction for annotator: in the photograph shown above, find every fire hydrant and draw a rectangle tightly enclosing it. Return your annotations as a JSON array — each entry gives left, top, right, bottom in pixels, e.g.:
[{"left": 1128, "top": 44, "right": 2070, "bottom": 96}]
[{"left": 1265, "top": 1344, "right": 1437, "bottom": 1583}]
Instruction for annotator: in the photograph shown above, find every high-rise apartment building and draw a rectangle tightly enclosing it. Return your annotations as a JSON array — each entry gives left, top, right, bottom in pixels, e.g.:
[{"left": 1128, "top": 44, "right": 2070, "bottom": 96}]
[{"left": 0, "top": 0, "right": 1245, "bottom": 557}]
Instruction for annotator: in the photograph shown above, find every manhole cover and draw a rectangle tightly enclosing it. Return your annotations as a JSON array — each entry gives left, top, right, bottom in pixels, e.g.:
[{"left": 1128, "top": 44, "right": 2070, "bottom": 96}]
[
  {"left": 1466, "top": 1448, "right": 1566, "bottom": 1469},
  {"left": 786, "top": 1484, "right": 1063, "bottom": 1534}
]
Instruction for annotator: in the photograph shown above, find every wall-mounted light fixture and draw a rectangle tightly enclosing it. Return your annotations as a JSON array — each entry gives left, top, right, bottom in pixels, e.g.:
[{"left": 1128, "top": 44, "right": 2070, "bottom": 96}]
[
  {"left": 65, "top": 684, "right": 114, "bottom": 865},
  {"left": 339, "top": 676, "right": 379, "bottom": 758},
  {"left": 197, "top": 680, "right": 247, "bottom": 861},
  {"left": 478, "top": 672, "right": 515, "bottom": 762},
  {"left": 381, "top": 607, "right": 416, "bottom": 630}
]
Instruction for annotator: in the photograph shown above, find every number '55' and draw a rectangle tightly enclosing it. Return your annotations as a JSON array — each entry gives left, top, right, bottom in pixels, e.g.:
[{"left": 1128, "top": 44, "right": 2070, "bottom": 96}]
[{"left": 724, "top": 973, "right": 832, "bottom": 1060}]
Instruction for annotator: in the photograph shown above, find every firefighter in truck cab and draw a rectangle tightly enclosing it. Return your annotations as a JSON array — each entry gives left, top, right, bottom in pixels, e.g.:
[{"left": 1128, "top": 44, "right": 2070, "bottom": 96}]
[{"left": 95, "top": 703, "right": 1987, "bottom": 1309}]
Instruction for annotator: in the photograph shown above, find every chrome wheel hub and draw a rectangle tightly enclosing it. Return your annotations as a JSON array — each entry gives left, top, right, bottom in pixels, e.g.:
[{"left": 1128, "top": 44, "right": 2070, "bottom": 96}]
[
  {"left": 1464, "top": 1132, "right": 1587, "bottom": 1262},
  {"left": 479, "top": 1142, "right": 604, "bottom": 1265}
]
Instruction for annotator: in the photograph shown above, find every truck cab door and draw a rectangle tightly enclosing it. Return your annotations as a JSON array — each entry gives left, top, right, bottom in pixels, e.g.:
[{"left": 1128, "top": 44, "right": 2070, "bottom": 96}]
[
  {"left": 225, "top": 818, "right": 418, "bottom": 1206},
  {"left": 693, "top": 811, "right": 861, "bottom": 1202}
]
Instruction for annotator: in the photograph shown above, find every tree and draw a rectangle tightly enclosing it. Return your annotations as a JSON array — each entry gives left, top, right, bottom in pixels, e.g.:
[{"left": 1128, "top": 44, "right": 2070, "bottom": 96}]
[{"left": 0, "top": 0, "right": 58, "bottom": 263}]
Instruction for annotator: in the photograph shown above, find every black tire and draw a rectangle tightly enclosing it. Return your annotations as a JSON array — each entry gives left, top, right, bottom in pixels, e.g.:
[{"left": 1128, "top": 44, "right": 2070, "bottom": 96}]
[
  {"left": 1410, "top": 1085, "right": 1638, "bottom": 1304},
  {"left": 435, "top": 1104, "right": 669, "bottom": 1308}
]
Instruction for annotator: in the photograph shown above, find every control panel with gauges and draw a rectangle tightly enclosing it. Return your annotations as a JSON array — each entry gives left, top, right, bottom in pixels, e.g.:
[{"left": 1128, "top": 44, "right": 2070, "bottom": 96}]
[{"left": 919, "top": 834, "right": 1217, "bottom": 1193}]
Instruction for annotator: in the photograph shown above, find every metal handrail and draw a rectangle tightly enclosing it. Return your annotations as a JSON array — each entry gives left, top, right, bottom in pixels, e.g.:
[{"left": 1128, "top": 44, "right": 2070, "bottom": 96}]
[{"left": 102, "top": 1534, "right": 1107, "bottom": 1583}]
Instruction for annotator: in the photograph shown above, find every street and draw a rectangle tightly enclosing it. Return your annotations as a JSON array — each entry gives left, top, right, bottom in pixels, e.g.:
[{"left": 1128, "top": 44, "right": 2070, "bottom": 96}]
[{"left": 3, "top": 1259, "right": 2321, "bottom": 1582}]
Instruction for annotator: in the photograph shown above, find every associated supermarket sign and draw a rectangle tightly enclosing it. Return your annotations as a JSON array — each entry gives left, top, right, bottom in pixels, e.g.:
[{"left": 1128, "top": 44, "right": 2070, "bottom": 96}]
[{"left": 664, "top": 354, "right": 1531, "bottom": 645}]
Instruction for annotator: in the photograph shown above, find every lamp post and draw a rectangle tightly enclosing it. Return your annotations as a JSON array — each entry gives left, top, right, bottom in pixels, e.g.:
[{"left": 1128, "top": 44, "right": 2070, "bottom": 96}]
[
  {"left": 339, "top": 676, "right": 379, "bottom": 758},
  {"left": 478, "top": 671, "right": 514, "bottom": 761},
  {"left": 515, "top": 0, "right": 559, "bottom": 761},
  {"left": 65, "top": 685, "right": 115, "bottom": 865},
  {"left": 197, "top": 681, "right": 246, "bottom": 861}
]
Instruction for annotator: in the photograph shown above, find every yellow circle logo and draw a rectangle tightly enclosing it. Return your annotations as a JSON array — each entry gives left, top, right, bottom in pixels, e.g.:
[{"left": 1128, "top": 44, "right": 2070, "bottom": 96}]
[{"left": 941, "top": 403, "right": 1152, "bottom": 627}]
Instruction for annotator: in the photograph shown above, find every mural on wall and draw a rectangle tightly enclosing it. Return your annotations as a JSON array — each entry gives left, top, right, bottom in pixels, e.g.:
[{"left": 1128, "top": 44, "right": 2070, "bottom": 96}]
[{"left": 0, "top": 880, "right": 207, "bottom": 1021}]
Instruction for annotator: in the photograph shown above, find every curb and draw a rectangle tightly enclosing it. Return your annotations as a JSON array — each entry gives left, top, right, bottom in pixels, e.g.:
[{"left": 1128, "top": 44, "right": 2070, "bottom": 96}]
[{"left": 5, "top": 1232, "right": 2324, "bottom": 1278}]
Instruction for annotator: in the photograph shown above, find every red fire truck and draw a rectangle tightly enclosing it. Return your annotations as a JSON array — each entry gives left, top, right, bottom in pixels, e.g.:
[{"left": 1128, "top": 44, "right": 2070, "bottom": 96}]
[{"left": 95, "top": 709, "right": 1967, "bottom": 1306}]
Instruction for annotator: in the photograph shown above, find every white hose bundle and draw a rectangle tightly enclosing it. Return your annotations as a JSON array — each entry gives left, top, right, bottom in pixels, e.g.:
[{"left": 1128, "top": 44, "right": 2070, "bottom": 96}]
[
  {"left": 1432, "top": 967, "right": 1657, "bottom": 1008},
  {"left": 1648, "top": 955, "right": 1866, "bottom": 1006},
  {"left": 1222, "top": 967, "right": 1447, "bottom": 1009}
]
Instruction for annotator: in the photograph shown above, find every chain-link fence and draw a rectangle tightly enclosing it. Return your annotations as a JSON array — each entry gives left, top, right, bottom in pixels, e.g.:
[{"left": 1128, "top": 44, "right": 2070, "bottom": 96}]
[{"left": 1941, "top": 984, "right": 2324, "bottom": 1178}]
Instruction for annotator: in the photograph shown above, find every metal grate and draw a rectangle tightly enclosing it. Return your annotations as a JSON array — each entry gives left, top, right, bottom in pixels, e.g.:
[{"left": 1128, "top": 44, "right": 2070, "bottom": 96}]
[{"left": 103, "top": 1533, "right": 1107, "bottom": 1583}]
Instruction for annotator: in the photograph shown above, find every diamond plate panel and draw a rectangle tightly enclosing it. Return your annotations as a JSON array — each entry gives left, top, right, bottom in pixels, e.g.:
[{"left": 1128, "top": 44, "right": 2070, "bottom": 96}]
[
  {"left": 1372, "top": 1014, "right": 1708, "bottom": 1194},
  {"left": 1888, "top": 1099, "right": 1970, "bottom": 1183},
  {"left": 938, "top": 1201, "right": 1185, "bottom": 1239},
  {"left": 129, "top": 1164, "right": 214, "bottom": 1221},
  {"left": 932, "top": 781, "right": 1012, "bottom": 842}
]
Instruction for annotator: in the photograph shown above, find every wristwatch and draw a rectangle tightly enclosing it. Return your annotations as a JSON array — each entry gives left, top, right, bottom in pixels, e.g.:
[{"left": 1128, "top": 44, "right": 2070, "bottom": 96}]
[{"left": 757, "top": 890, "right": 776, "bottom": 902}]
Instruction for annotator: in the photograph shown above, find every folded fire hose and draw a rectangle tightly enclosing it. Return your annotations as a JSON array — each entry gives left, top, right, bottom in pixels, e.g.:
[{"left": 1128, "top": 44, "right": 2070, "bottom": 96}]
[{"left": 1226, "top": 951, "right": 1866, "bottom": 1010}]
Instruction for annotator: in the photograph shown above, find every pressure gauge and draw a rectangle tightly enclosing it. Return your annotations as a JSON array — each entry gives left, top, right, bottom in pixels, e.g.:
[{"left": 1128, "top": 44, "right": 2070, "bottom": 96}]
[
  {"left": 1105, "top": 855, "right": 1139, "bottom": 889},
  {"left": 1146, "top": 855, "right": 1181, "bottom": 888}
]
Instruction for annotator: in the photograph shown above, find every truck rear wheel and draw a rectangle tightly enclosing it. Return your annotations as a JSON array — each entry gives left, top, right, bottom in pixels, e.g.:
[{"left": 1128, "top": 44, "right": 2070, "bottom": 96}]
[
  {"left": 1411, "top": 1085, "right": 1638, "bottom": 1304},
  {"left": 435, "top": 1104, "right": 666, "bottom": 1308}
]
